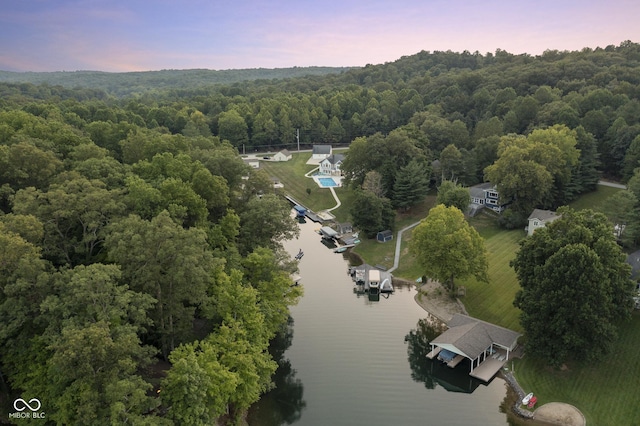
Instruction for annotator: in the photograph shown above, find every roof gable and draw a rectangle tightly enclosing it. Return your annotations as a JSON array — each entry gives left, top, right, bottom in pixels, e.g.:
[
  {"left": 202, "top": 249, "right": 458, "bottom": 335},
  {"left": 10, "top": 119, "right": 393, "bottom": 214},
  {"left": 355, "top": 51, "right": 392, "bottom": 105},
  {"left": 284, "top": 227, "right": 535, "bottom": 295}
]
[
  {"left": 432, "top": 314, "right": 521, "bottom": 359},
  {"left": 313, "top": 144, "right": 332, "bottom": 154},
  {"left": 321, "top": 153, "right": 344, "bottom": 165},
  {"left": 528, "top": 208, "right": 560, "bottom": 222}
]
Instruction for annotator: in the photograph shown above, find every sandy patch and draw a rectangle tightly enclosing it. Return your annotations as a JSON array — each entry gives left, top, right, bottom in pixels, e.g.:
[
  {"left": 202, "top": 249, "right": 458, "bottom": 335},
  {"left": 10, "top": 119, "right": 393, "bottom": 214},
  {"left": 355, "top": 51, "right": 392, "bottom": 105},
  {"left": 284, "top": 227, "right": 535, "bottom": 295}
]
[
  {"left": 534, "top": 402, "right": 586, "bottom": 426},
  {"left": 412, "top": 279, "right": 466, "bottom": 323}
]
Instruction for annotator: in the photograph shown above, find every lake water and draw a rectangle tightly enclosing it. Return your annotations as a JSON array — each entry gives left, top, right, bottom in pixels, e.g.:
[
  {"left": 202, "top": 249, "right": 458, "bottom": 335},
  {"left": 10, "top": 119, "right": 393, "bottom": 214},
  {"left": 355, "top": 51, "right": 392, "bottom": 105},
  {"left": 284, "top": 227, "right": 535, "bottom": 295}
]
[{"left": 248, "top": 217, "right": 508, "bottom": 425}]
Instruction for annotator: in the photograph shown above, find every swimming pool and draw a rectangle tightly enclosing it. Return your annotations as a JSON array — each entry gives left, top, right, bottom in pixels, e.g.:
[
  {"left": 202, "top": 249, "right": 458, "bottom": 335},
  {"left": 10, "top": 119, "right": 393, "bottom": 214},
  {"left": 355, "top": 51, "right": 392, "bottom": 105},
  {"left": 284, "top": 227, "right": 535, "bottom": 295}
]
[{"left": 317, "top": 177, "right": 338, "bottom": 187}]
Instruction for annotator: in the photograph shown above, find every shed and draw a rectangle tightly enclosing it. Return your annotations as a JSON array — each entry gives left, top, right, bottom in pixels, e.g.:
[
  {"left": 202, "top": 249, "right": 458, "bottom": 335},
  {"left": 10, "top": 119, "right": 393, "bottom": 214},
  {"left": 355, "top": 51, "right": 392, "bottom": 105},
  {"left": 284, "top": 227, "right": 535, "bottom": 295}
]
[
  {"left": 377, "top": 230, "right": 393, "bottom": 243},
  {"left": 336, "top": 222, "right": 353, "bottom": 235},
  {"left": 273, "top": 149, "right": 292, "bottom": 162}
]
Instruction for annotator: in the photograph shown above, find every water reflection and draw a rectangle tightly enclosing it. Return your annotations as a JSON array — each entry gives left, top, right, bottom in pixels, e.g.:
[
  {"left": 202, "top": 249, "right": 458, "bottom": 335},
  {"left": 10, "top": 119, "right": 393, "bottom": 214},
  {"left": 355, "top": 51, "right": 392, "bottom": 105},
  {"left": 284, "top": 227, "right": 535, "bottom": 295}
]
[
  {"left": 405, "top": 318, "right": 483, "bottom": 394},
  {"left": 248, "top": 317, "right": 306, "bottom": 425},
  {"left": 251, "top": 213, "right": 508, "bottom": 425}
]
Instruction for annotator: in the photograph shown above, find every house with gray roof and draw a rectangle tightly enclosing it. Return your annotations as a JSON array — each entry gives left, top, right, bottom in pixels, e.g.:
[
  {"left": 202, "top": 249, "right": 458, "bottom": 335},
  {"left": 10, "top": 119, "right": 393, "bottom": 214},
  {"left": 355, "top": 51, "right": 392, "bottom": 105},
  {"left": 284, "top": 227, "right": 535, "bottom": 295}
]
[
  {"left": 312, "top": 144, "right": 332, "bottom": 160},
  {"left": 427, "top": 314, "right": 521, "bottom": 382},
  {"left": 319, "top": 153, "right": 344, "bottom": 175},
  {"left": 526, "top": 209, "right": 561, "bottom": 236},
  {"left": 468, "top": 182, "right": 506, "bottom": 216}
]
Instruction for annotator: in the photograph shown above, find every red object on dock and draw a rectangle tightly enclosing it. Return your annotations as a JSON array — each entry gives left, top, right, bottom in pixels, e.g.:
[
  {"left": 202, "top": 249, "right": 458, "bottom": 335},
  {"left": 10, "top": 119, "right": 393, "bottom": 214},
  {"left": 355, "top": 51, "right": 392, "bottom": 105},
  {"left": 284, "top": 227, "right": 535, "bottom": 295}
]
[{"left": 528, "top": 396, "right": 538, "bottom": 409}]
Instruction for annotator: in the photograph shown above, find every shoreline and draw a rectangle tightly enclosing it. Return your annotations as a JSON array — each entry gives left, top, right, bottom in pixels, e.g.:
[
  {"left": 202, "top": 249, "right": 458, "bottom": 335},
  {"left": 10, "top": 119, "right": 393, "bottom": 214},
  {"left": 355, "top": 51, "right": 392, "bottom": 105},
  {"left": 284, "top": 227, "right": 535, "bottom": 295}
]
[{"left": 408, "top": 278, "right": 586, "bottom": 426}]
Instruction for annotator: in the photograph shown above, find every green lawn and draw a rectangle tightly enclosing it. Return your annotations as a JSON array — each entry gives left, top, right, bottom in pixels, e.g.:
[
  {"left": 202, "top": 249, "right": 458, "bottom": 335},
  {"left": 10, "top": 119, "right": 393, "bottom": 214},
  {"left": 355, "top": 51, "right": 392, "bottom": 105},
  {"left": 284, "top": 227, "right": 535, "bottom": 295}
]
[
  {"left": 393, "top": 213, "right": 524, "bottom": 331},
  {"left": 260, "top": 153, "right": 347, "bottom": 216},
  {"left": 514, "top": 313, "right": 640, "bottom": 425},
  {"left": 567, "top": 184, "right": 623, "bottom": 212},
  {"left": 264, "top": 154, "right": 638, "bottom": 423},
  {"left": 458, "top": 217, "right": 525, "bottom": 332}
]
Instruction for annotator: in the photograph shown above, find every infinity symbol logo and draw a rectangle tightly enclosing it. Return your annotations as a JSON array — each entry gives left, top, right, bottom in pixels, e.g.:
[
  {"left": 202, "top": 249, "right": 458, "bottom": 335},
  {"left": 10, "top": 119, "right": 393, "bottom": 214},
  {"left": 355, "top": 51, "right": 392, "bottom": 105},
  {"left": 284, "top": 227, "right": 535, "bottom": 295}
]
[{"left": 13, "top": 398, "right": 41, "bottom": 412}]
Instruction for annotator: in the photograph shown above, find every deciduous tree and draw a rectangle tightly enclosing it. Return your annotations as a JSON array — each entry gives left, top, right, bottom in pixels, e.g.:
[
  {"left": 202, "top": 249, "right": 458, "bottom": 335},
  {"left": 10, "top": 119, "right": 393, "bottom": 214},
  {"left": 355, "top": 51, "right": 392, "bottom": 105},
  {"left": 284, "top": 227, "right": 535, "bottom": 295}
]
[
  {"left": 436, "top": 180, "right": 470, "bottom": 212},
  {"left": 512, "top": 208, "right": 635, "bottom": 367},
  {"left": 350, "top": 189, "right": 395, "bottom": 238},
  {"left": 105, "top": 211, "right": 218, "bottom": 359},
  {"left": 409, "top": 205, "right": 488, "bottom": 291}
]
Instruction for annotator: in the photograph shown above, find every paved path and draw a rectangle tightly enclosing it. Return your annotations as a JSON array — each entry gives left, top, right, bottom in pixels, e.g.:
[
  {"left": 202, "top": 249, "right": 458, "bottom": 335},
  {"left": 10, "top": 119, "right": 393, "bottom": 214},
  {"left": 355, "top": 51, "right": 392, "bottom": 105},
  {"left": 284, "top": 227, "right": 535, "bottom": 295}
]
[
  {"left": 326, "top": 187, "right": 341, "bottom": 212},
  {"left": 387, "top": 220, "right": 422, "bottom": 273},
  {"left": 598, "top": 179, "right": 626, "bottom": 189}
]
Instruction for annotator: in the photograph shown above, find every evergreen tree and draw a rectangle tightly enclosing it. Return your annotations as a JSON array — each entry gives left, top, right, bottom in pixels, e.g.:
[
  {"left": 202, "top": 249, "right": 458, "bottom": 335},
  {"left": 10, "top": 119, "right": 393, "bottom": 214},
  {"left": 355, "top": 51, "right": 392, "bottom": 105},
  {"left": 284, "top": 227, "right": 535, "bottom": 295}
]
[{"left": 392, "top": 159, "right": 430, "bottom": 210}]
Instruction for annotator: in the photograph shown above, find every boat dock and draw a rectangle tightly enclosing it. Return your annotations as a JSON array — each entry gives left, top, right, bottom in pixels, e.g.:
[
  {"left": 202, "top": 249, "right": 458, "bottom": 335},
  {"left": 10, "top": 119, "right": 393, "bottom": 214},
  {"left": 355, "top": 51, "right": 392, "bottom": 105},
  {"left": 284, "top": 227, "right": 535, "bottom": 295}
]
[
  {"left": 284, "top": 194, "right": 330, "bottom": 223},
  {"left": 348, "top": 264, "right": 394, "bottom": 292},
  {"left": 468, "top": 350, "right": 511, "bottom": 382},
  {"left": 426, "top": 347, "right": 441, "bottom": 359}
]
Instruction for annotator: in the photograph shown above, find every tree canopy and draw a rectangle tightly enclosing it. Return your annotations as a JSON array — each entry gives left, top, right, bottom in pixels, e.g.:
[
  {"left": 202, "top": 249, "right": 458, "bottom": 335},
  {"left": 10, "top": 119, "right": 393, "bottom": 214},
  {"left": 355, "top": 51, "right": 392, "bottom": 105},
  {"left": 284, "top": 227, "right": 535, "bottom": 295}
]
[
  {"left": 512, "top": 207, "right": 635, "bottom": 367},
  {"left": 2, "top": 40, "right": 640, "bottom": 423},
  {"left": 409, "top": 205, "right": 488, "bottom": 291}
]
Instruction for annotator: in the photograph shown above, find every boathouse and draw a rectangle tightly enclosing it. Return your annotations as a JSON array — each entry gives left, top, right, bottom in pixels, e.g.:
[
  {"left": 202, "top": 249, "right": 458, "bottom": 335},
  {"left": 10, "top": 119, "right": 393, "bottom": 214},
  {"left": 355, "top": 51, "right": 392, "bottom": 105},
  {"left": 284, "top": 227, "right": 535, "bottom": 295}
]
[
  {"left": 293, "top": 205, "right": 307, "bottom": 217},
  {"left": 426, "top": 314, "right": 521, "bottom": 382},
  {"left": 320, "top": 226, "right": 339, "bottom": 239}
]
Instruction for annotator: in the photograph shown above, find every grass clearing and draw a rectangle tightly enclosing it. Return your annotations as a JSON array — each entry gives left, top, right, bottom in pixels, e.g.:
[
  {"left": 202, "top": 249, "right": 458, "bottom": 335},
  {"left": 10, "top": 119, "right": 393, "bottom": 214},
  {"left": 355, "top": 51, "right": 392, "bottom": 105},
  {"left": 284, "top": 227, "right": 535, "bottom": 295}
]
[
  {"left": 514, "top": 313, "right": 640, "bottom": 425},
  {"left": 458, "top": 219, "right": 524, "bottom": 332},
  {"left": 261, "top": 153, "right": 350, "bottom": 217},
  {"left": 567, "top": 184, "right": 623, "bottom": 212}
]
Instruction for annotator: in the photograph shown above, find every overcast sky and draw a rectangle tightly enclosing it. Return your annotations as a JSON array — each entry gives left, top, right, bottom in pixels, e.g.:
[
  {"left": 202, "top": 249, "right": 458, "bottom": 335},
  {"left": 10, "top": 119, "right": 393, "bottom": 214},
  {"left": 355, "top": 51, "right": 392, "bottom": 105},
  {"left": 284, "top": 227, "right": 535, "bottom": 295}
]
[{"left": 1, "top": 0, "right": 639, "bottom": 72}]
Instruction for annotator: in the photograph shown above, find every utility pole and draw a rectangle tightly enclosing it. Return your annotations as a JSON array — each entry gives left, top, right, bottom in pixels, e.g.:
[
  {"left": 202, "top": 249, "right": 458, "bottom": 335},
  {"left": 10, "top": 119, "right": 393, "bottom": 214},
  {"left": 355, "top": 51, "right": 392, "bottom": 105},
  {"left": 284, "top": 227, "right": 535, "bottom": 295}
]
[{"left": 296, "top": 128, "right": 300, "bottom": 152}]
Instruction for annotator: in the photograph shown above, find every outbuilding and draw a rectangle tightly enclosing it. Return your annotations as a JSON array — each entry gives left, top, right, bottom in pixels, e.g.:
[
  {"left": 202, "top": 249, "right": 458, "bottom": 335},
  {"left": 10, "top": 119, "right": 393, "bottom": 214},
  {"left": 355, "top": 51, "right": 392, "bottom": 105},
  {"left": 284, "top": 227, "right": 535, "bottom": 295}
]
[
  {"left": 376, "top": 230, "right": 393, "bottom": 243},
  {"left": 273, "top": 149, "right": 292, "bottom": 162}
]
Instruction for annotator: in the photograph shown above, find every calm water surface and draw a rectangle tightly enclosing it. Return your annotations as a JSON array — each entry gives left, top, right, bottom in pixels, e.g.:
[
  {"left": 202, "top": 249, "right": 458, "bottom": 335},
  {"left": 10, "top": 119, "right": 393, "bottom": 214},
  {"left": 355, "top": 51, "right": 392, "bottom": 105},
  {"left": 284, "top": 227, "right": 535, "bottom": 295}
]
[{"left": 249, "top": 216, "right": 508, "bottom": 425}]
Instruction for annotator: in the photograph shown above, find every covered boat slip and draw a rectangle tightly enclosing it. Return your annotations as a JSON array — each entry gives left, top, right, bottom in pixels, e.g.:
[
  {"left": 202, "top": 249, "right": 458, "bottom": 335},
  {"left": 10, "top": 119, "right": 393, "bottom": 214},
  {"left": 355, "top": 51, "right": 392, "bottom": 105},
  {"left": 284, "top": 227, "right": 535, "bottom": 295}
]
[
  {"left": 428, "top": 314, "right": 522, "bottom": 382},
  {"left": 348, "top": 264, "right": 394, "bottom": 292},
  {"left": 320, "top": 226, "right": 339, "bottom": 239}
]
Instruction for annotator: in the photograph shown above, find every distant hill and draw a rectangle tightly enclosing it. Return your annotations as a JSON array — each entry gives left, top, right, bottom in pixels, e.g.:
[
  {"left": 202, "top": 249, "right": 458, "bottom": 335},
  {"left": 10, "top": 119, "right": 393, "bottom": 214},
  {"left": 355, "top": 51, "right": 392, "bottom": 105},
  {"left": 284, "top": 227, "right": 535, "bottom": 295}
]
[{"left": 0, "top": 67, "right": 353, "bottom": 97}]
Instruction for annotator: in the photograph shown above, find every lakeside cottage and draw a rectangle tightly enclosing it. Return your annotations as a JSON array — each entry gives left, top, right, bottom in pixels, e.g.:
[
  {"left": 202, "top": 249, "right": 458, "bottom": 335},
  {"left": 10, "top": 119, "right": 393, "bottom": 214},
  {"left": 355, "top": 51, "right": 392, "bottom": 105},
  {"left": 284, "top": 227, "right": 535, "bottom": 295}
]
[
  {"left": 468, "top": 183, "right": 507, "bottom": 216},
  {"left": 526, "top": 209, "right": 561, "bottom": 236},
  {"left": 319, "top": 153, "right": 344, "bottom": 176}
]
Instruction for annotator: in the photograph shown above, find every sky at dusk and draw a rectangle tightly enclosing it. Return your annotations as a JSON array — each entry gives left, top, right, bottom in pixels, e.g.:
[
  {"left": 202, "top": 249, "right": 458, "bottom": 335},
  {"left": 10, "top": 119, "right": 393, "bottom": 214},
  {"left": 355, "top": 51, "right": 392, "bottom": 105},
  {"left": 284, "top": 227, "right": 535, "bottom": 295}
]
[{"left": 1, "top": 0, "right": 639, "bottom": 72}]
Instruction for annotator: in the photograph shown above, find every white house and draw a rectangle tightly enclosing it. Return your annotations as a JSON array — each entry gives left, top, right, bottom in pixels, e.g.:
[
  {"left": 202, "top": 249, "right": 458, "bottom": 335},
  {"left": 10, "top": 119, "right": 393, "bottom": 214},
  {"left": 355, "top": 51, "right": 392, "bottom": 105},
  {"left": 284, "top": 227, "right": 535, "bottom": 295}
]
[
  {"left": 527, "top": 209, "right": 561, "bottom": 236},
  {"left": 319, "top": 153, "right": 344, "bottom": 176},
  {"left": 273, "top": 149, "right": 292, "bottom": 162},
  {"left": 242, "top": 158, "right": 259, "bottom": 169},
  {"left": 312, "top": 144, "right": 332, "bottom": 160},
  {"left": 468, "top": 183, "right": 506, "bottom": 216}
]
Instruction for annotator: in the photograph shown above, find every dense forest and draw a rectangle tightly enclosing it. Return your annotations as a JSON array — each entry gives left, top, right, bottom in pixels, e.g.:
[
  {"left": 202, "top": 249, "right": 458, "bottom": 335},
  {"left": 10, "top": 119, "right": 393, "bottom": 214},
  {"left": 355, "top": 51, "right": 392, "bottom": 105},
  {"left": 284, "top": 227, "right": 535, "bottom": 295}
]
[
  {"left": 0, "top": 67, "right": 352, "bottom": 98},
  {"left": 1, "top": 41, "right": 640, "bottom": 424}
]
